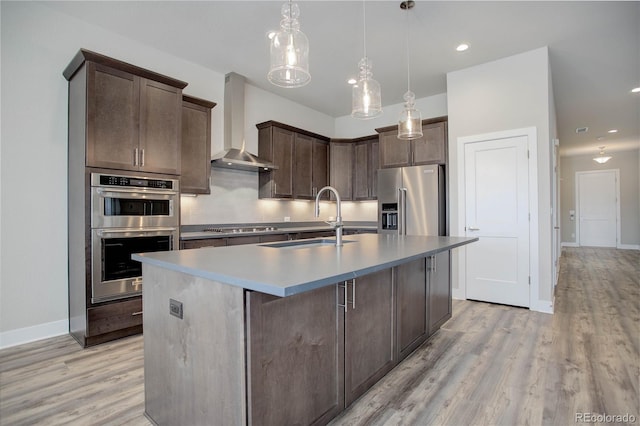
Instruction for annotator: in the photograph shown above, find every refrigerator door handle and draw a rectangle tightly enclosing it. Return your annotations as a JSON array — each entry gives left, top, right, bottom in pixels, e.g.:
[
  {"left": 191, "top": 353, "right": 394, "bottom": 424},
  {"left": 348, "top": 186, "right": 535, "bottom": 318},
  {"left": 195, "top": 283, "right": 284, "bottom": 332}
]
[{"left": 398, "top": 187, "right": 407, "bottom": 235}]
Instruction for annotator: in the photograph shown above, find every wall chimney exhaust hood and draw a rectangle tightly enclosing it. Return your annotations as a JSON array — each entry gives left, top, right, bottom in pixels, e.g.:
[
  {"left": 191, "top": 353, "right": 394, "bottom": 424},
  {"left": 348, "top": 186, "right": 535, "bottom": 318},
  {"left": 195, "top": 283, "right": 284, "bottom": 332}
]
[{"left": 211, "top": 72, "right": 278, "bottom": 172}]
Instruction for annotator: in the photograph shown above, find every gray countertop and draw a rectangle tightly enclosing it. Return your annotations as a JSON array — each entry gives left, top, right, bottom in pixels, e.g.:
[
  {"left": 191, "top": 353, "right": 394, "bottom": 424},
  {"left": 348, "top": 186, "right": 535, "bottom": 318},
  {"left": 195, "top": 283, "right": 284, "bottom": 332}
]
[{"left": 133, "top": 234, "right": 478, "bottom": 297}]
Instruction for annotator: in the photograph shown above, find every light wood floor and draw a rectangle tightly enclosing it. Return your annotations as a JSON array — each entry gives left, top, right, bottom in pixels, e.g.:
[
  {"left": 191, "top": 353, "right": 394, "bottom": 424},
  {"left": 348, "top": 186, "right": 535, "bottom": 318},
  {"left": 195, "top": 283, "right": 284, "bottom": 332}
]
[{"left": 1, "top": 247, "right": 638, "bottom": 426}]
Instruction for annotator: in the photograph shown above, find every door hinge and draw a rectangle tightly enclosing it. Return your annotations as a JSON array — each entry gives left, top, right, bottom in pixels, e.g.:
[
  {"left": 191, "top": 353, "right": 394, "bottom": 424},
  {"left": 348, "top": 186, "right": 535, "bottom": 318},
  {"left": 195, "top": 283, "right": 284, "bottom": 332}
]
[
  {"left": 528, "top": 276, "right": 531, "bottom": 285},
  {"left": 527, "top": 150, "right": 530, "bottom": 159}
]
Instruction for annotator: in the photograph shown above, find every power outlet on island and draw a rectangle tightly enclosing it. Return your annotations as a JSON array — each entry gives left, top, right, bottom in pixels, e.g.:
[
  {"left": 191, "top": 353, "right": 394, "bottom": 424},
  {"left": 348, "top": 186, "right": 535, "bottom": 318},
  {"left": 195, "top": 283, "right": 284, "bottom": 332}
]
[
  {"left": 169, "top": 298, "right": 183, "bottom": 319},
  {"left": 284, "top": 216, "right": 291, "bottom": 222}
]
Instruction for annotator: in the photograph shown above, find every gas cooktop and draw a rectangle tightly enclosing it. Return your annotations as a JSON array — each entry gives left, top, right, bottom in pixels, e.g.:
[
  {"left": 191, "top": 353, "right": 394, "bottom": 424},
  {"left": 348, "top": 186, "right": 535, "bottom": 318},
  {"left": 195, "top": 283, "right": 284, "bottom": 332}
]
[{"left": 202, "top": 226, "right": 278, "bottom": 234}]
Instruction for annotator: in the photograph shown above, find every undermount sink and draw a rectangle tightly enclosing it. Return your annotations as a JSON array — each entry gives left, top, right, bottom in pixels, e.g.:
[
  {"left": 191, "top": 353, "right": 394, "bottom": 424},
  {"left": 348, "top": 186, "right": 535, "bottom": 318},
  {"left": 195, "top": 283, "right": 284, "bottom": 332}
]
[{"left": 261, "top": 239, "right": 355, "bottom": 249}]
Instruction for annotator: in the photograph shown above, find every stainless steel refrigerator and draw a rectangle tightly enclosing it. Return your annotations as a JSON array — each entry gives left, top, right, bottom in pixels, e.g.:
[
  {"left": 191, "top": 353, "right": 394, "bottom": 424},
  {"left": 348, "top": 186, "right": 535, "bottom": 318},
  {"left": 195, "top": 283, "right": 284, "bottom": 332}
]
[{"left": 377, "top": 165, "right": 446, "bottom": 236}]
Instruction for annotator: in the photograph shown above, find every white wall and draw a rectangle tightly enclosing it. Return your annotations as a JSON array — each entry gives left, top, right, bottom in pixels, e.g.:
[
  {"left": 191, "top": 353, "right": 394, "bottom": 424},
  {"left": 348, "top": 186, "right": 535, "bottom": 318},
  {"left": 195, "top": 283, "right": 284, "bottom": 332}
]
[{"left": 447, "top": 47, "right": 555, "bottom": 313}]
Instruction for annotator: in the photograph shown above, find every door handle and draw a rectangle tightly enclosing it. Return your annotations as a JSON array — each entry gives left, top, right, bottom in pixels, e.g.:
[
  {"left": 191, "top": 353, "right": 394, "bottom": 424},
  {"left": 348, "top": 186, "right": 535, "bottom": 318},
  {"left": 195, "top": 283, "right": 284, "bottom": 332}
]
[{"left": 468, "top": 226, "right": 480, "bottom": 231}]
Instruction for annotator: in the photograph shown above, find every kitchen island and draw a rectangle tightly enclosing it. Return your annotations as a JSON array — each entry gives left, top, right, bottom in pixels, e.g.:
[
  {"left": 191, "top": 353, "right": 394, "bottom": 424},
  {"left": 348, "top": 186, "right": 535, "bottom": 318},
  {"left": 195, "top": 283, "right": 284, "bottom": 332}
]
[{"left": 133, "top": 233, "right": 477, "bottom": 426}]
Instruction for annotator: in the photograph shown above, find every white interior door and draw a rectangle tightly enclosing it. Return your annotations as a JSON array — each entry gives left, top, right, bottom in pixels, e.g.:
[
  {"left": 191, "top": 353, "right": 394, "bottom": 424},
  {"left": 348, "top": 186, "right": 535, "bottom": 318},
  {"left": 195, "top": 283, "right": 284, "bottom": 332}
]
[
  {"left": 577, "top": 170, "right": 617, "bottom": 247},
  {"left": 464, "top": 136, "right": 530, "bottom": 308}
]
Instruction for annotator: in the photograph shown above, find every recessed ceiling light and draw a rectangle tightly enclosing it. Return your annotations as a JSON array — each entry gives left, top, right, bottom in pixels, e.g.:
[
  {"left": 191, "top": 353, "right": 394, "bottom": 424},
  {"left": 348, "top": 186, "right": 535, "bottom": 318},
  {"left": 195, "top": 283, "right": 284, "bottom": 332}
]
[
  {"left": 267, "top": 31, "right": 276, "bottom": 40},
  {"left": 632, "top": 87, "right": 640, "bottom": 93},
  {"left": 456, "top": 43, "right": 469, "bottom": 52},
  {"left": 347, "top": 78, "right": 357, "bottom": 85},
  {"left": 607, "top": 129, "right": 618, "bottom": 133}
]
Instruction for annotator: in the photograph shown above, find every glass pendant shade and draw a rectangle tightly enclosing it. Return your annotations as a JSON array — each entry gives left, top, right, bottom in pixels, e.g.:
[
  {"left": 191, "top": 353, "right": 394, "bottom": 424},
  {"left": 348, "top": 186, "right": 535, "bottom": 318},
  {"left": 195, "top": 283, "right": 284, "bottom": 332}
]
[
  {"left": 398, "top": 91, "right": 423, "bottom": 140},
  {"left": 593, "top": 147, "right": 612, "bottom": 163},
  {"left": 397, "top": 1, "right": 422, "bottom": 140},
  {"left": 352, "top": 58, "right": 382, "bottom": 119},
  {"left": 268, "top": 2, "right": 310, "bottom": 88}
]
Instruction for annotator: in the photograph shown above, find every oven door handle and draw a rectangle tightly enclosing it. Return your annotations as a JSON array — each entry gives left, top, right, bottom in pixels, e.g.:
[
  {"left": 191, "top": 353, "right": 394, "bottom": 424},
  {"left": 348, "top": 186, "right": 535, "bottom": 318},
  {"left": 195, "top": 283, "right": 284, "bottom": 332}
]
[
  {"left": 96, "top": 188, "right": 179, "bottom": 196},
  {"left": 96, "top": 227, "right": 178, "bottom": 237}
]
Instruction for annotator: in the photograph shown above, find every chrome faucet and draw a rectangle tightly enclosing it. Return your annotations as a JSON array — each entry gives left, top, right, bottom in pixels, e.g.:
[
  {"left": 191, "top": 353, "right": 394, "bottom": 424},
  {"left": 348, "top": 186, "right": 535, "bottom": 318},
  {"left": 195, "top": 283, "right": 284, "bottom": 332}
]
[{"left": 314, "top": 186, "right": 343, "bottom": 246}]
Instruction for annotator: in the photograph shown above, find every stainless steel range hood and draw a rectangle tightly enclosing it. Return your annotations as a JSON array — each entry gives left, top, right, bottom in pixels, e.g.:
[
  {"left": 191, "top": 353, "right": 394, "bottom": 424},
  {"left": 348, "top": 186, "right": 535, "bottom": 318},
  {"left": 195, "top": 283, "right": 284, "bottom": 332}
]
[{"left": 211, "top": 72, "right": 277, "bottom": 172}]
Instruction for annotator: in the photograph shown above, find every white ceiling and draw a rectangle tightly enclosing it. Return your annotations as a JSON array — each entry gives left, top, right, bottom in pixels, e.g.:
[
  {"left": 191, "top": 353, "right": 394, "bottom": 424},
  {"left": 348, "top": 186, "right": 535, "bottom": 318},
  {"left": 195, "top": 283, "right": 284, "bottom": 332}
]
[{"left": 43, "top": 1, "right": 639, "bottom": 156}]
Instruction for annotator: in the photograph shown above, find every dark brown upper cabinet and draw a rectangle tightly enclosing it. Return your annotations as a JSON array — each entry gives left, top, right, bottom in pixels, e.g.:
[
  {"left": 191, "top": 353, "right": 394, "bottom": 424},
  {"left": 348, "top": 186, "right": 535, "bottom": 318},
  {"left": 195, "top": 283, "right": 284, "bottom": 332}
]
[
  {"left": 353, "top": 136, "right": 379, "bottom": 200},
  {"left": 181, "top": 96, "right": 216, "bottom": 194},
  {"left": 377, "top": 117, "right": 448, "bottom": 169},
  {"left": 329, "top": 140, "right": 354, "bottom": 201},
  {"left": 257, "top": 121, "right": 329, "bottom": 200},
  {"left": 64, "top": 49, "right": 187, "bottom": 175}
]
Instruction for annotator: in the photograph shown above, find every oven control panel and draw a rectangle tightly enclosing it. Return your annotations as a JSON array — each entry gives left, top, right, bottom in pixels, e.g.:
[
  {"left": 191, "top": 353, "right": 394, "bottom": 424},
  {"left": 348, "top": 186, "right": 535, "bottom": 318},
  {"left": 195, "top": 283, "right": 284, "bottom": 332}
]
[{"left": 97, "top": 174, "right": 175, "bottom": 189}]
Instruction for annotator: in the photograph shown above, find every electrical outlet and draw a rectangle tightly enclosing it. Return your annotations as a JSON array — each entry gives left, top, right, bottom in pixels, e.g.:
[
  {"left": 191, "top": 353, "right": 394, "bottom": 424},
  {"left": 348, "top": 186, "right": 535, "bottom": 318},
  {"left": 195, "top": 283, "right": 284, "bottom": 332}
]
[
  {"left": 284, "top": 216, "right": 291, "bottom": 222},
  {"left": 169, "top": 299, "right": 183, "bottom": 319}
]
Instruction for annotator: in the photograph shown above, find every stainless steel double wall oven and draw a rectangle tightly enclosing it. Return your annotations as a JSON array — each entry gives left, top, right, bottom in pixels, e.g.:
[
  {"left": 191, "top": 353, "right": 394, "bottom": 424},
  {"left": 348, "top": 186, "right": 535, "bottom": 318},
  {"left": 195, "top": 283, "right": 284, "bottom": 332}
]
[{"left": 90, "top": 172, "right": 179, "bottom": 302}]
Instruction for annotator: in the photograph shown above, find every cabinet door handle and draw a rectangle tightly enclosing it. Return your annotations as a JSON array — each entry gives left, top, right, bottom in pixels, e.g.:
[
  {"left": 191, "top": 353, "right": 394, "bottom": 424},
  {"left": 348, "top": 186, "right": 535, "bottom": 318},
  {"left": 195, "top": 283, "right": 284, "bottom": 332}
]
[
  {"left": 432, "top": 256, "right": 436, "bottom": 274},
  {"left": 337, "top": 282, "right": 348, "bottom": 312},
  {"left": 133, "top": 148, "right": 138, "bottom": 166},
  {"left": 140, "top": 149, "right": 145, "bottom": 166},
  {"left": 468, "top": 226, "right": 480, "bottom": 231},
  {"left": 351, "top": 278, "right": 356, "bottom": 310},
  {"left": 131, "top": 311, "right": 143, "bottom": 316},
  {"left": 274, "top": 182, "right": 277, "bottom": 195}
]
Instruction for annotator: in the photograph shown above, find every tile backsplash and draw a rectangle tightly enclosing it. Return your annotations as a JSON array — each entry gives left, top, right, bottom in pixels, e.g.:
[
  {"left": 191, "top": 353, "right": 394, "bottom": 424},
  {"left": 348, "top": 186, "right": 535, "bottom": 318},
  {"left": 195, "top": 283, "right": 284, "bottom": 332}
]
[{"left": 180, "top": 168, "right": 377, "bottom": 225}]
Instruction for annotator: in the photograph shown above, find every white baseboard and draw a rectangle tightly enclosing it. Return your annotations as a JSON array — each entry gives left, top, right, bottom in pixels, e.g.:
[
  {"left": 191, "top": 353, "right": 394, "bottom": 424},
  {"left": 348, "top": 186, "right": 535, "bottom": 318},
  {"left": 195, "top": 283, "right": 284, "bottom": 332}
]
[
  {"left": 561, "top": 242, "right": 579, "bottom": 247},
  {"left": 530, "top": 298, "right": 554, "bottom": 314},
  {"left": 0, "top": 319, "right": 68, "bottom": 350},
  {"left": 618, "top": 244, "right": 640, "bottom": 250}
]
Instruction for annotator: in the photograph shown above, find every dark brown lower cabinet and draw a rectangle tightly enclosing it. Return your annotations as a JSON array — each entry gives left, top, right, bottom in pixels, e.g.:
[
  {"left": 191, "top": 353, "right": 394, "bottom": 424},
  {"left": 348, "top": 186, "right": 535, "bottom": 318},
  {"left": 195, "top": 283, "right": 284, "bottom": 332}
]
[
  {"left": 246, "top": 268, "right": 397, "bottom": 425},
  {"left": 428, "top": 251, "right": 452, "bottom": 335},
  {"left": 343, "top": 269, "right": 395, "bottom": 406},
  {"left": 246, "top": 286, "right": 344, "bottom": 426},
  {"left": 395, "top": 258, "right": 428, "bottom": 361}
]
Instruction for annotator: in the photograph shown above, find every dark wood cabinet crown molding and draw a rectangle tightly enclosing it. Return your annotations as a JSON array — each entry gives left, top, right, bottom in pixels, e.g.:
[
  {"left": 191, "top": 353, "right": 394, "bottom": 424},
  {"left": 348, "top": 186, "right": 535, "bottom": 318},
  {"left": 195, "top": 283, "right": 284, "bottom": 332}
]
[
  {"left": 256, "top": 120, "right": 330, "bottom": 141},
  {"left": 182, "top": 94, "right": 217, "bottom": 109},
  {"left": 63, "top": 48, "right": 188, "bottom": 89},
  {"left": 375, "top": 116, "right": 448, "bottom": 134}
]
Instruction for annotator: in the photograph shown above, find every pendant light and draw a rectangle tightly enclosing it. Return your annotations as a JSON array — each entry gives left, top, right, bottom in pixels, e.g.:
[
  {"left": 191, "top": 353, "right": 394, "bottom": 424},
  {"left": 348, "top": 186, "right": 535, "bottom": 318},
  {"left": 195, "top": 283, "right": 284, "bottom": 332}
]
[
  {"left": 397, "top": 1, "right": 422, "bottom": 140},
  {"left": 268, "top": 0, "right": 310, "bottom": 88},
  {"left": 352, "top": 0, "right": 382, "bottom": 119},
  {"left": 593, "top": 146, "right": 612, "bottom": 164}
]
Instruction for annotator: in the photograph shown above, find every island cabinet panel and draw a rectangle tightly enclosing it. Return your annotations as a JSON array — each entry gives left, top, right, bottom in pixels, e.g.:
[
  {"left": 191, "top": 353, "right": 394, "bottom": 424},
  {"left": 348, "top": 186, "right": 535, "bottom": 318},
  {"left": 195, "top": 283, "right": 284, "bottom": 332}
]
[
  {"left": 428, "top": 250, "right": 452, "bottom": 335},
  {"left": 344, "top": 268, "right": 395, "bottom": 406},
  {"left": 143, "top": 265, "right": 247, "bottom": 426},
  {"left": 395, "top": 257, "right": 428, "bottom": 361},
  {"left": 246, "top": 286, "right": 344, "bottom": 426}
]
